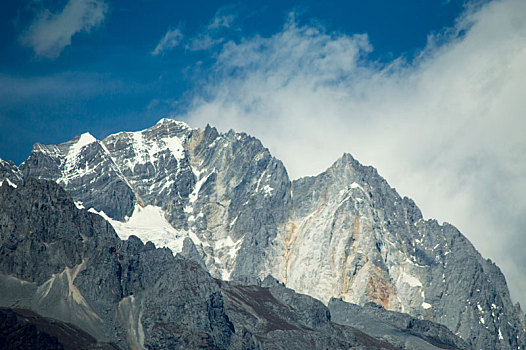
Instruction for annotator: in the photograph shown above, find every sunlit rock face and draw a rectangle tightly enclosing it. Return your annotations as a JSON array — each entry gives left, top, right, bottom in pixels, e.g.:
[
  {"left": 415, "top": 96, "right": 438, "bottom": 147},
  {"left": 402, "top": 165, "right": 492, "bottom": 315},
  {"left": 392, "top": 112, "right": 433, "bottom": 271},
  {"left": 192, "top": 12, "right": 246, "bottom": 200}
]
[{"left": 17, "top": 118, "right": 526, "bottom": 349}]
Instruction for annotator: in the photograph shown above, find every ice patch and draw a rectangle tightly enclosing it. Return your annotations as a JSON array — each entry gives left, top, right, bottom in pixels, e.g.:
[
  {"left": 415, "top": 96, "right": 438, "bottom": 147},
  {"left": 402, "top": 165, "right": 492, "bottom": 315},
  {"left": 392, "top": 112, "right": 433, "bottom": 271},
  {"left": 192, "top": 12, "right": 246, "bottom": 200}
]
[
  {"left": 89, "top": 204, "right": 186, "bottom": 255},
  {"left": 399, "top": 270, "right": 422, "bottom": 287}
]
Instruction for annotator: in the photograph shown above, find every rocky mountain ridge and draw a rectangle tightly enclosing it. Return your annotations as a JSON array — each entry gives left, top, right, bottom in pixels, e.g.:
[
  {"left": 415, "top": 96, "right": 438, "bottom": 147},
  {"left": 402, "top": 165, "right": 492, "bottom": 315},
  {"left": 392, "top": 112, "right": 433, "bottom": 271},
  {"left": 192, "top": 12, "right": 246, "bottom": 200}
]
[
  {"left": 0, "top": 177, "right": 472, "bottom": 349},
  {"left": 8, "top": 118, "right": 526, "bottom": 349}
]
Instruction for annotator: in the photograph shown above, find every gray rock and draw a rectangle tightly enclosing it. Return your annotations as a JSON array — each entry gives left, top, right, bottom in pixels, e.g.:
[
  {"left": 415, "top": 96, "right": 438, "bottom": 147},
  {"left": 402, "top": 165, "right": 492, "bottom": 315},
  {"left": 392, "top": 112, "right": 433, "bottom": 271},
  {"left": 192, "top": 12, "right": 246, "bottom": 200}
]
[
  {"left": 0, "top": 158, "right": 22, "bottom": 187},
  {"left": 328, "top": 298, "right": 471, "bottom": 350},
  {"left": 1, "top": 178, "right": 456, "bottom": 349},
  {"left": 16, "top": 119, "right": 526, "bottom": 349},
  {"left": 20, "top": 136, "right": 135, "bottom": 220}
]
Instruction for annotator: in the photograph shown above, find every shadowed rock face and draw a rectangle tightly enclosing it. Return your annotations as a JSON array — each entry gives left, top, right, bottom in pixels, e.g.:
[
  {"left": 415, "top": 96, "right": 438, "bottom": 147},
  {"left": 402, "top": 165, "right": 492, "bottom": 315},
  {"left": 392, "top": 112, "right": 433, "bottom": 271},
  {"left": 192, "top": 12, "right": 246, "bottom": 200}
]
[
  {"left": 12, "top": 118, "right": 526, "bottom": 349},
  {"left": 0, "top": 178, "right": 239, "bottom": 349},
  {"left": 328, "top": 299, "right": 471, "bottom": 350},
  {"left": 0, "top": 178, "right": 473, "bottom": 349},
  {"left": 0, "top": 308, "right": 118, "bottom": 350}
]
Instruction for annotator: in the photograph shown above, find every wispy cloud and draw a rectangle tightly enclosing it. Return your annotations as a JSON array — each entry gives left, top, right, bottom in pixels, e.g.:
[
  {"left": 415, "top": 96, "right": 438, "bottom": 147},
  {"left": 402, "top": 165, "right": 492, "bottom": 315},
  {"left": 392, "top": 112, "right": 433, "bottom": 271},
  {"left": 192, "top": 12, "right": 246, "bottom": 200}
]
[
  {"left": 208, "top": 13, "right": 236, "bottom": 30},
  {"left": 19, "top": 0, "right": 107, "bottom": 59},
  {"left": 186, "top": 6, "right": 238, "bottom": 51},
  {"left": 152, "top": 28, "right": 183, "bottom": 56},
  {"left": 182, "top": 0, "right": 526, "bottom": 306},
  {"left": 186, "top": 34, "right": 224, "bottom": 51}
]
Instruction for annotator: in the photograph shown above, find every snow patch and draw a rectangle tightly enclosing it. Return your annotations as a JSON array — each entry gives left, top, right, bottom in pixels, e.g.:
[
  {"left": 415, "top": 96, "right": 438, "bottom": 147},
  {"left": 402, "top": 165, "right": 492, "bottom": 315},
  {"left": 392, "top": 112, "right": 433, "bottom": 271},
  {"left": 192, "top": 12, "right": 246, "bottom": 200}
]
[
  {"left": 214, "top": 236, "right": 243, "bottom": 280},
  {"left": 422, "top": 302, "right": 432, "bottom": 309},
  {"left": 229, "top": 216, "right": 238, "bottom": 229},
  {"left": 74, "top": 201, "right": 85, "bottom": 209},
  {"left": 399, "top": 270, "right": 422, "bottom": 288},
  {"left": 350, "top": 182, "right": 364, "bottom": 191},
  {"left": 156, "top": 118, "right": 190, "bottom": 130},
  {"left": 262, "top": 184, "right": 274, "bottom": 197},
  {"left": 215, "top": 236, "right": 242, "bottom": 258},
  {"left": 1, "top": 178, "right": 17, "bottom": 188},
  {"left": 122, "top": 129, "right": 185, "bottom": 171},
  {"left": 190, "top": 170, "right": 213, "bottom": 203},
  {"left": 89, "top": 204, "right": 186, "bottom": 255},
  {"left": 57, "top": 132, "right": 99, "bottom": 186},
  {"left": 76, "top": 132, "right": 97, "bottom": 149}
]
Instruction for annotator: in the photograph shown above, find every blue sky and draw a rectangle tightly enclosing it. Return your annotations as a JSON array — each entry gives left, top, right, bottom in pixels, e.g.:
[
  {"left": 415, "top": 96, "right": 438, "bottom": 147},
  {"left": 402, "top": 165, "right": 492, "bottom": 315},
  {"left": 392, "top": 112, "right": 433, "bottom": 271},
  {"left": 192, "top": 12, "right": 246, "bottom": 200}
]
[
  {"left": 1, "top": 0, "right": 467, "bottom": 165},
  {"left": 1, "top": 0, "right": 526, "bottom": 307}
]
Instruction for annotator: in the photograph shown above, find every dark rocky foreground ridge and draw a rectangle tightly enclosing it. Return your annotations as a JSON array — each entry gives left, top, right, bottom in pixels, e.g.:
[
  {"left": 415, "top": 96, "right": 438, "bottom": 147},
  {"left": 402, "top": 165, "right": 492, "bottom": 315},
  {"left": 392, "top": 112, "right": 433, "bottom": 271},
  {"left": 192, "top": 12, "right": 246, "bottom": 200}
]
[
  {"left": 2, "top": 118, "right": 526, "bottom": 349},
  {"left": 0, "top": 307, "right": 118, "bottom": 350},
  {"left": 0, "top": 177, "right": 473, "bottom": 349}
]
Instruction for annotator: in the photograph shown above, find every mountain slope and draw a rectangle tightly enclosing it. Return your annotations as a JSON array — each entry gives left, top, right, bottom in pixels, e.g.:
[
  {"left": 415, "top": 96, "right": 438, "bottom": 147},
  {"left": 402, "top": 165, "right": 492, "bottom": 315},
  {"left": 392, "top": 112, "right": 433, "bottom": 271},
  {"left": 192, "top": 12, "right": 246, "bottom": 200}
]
[
  {"left": 0, "top": 177, "right": 472, "bottom": 349},
  {"left": 17, "top": 118, "right": 526, "bottom": 349}
]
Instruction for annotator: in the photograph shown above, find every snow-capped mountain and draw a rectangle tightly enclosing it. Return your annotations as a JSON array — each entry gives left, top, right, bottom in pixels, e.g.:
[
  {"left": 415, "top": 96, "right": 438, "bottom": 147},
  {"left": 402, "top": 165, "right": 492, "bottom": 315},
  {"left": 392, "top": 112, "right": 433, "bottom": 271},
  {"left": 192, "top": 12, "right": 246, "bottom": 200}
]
[{"left": 17, "top": 118, "right": 526, "bottom": 349}]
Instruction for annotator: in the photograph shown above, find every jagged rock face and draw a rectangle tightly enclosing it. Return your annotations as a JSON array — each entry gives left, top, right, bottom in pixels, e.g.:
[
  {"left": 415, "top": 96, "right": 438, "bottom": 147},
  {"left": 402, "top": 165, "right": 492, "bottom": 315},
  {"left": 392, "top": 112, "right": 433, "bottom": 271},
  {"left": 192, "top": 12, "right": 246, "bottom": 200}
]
[
  {"left": 20, "top": 119, "right": 292, "bottom": 282},
  {"left": 0, "top": 159, "right": 23, "bottom": 188},
  {"left": 16, "top": 118, "right": 526, "bottom": 349},
  {"left": 328, "top": 298, "right": 471, "bottom": 350},
  {"left": 0, "top": 178, "right": 465, "bottom": 349},
  {"left": 21, "top": 134, "right": 135, "bottom": 221},
  {"left": 269, "top": 153, "right": 526, "bottom": 350},
  {"left": 0, "top": 179, "right": 240, "bottom": 349}
]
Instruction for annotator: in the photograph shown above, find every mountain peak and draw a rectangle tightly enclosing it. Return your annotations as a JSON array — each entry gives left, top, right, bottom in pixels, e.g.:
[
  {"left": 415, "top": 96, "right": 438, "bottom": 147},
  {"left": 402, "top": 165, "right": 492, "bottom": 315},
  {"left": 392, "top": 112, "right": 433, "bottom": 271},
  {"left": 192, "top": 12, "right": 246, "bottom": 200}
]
[
  {"left": 156, "top": 117, "right": 191, "bottom": 129},
  {"left": 74, "top": 132, "right": 98, "bottom": 147}
]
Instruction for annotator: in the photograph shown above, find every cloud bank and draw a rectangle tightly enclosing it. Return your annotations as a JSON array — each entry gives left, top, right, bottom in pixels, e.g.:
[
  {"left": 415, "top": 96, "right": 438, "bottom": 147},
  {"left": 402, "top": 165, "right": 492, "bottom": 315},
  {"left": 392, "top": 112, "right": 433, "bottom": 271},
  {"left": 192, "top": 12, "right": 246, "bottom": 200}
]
[
  {"left": 182, "top": 1, "right": 526, "bottom": 306},
  {"left": 152, "top": 28, "right": 183, "bottom": 56},
  {"left": 19, "top": 0, "right": 107, "bottom": 59}
]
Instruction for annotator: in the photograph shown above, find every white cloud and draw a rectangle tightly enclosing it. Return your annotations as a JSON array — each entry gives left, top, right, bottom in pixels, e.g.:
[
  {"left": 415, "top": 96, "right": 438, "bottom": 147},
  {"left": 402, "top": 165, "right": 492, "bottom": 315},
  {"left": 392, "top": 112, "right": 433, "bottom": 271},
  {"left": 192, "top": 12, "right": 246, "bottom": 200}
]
[
  {"left": 152, "top": 28, "right": 183, "bottom": 56},
  {"left": 186, "top": 6, "right": 237, "bottom": 52},
  {"left": 186, "top": 34, "right": 224, "bottom": 51},
  {"left": 19, "top": 0, "right": 107, "bottom": 59},
  {"left": 208, "top": 13, "right": 236, "bottom": 30},
  {"left": 182, "top": 1, "right": 526, "bottom": 306}
]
